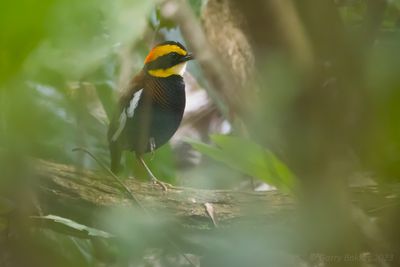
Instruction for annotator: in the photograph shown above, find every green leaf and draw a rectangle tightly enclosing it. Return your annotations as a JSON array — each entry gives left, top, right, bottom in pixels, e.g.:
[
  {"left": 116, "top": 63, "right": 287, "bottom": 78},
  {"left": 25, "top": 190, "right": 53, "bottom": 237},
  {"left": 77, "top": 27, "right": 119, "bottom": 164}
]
[
  {"left": 188, "top": 135, "right": 296, "bottom": 192},
  {"left": 31, "top": 215, "right": 114, "bottom": 239}
]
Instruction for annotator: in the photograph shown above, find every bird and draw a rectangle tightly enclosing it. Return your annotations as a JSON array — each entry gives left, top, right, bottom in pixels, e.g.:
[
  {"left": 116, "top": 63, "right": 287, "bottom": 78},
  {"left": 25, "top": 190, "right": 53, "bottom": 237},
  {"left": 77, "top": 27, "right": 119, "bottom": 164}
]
[{"left": 108, "top": 41, "right": 193, "bottom": 189}]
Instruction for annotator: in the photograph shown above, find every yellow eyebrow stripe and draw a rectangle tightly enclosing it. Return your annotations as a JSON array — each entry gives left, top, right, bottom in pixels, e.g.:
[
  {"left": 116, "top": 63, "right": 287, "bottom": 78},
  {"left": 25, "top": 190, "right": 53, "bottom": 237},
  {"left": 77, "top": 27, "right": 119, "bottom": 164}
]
[{"left": 144, "top": 45, "right": 187, "bottom": 63}]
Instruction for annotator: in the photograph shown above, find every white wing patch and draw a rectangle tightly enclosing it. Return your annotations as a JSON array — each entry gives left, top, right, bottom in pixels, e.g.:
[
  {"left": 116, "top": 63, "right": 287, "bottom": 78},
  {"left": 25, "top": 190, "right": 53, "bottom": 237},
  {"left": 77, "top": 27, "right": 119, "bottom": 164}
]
[
  {"left": 127, "top": 89, "right": 143, "bottom": 118},
  {"left": 111, "top": 89, "right": 143, "bottom": 142},
  {"left": 111, "top": 111, "right": 127, "bottom": 142}
]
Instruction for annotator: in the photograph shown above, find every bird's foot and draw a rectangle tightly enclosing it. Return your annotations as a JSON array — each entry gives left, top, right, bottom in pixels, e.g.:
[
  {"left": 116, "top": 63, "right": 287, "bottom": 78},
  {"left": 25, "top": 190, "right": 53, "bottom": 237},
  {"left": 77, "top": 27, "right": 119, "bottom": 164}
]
[
  {"left": 136, "top": 154, "right": 174, "bottom": 191},
  {"left": 150, "top": 177, "right": 173, "bottom": 191}
]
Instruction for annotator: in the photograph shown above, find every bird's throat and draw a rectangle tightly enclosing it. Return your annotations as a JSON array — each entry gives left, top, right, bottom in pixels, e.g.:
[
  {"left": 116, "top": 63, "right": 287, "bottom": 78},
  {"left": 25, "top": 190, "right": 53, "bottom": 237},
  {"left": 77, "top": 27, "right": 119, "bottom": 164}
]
[{"left": 148, "top": 62, "right": 187, "bottom": 78}]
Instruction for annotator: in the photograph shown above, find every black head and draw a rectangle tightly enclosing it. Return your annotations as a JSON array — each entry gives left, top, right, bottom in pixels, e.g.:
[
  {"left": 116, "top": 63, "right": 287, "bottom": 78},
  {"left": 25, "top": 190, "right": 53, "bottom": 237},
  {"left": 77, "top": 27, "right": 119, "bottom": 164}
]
[{"left": 144, "top": 41, "right": 193, "bottom": 77}]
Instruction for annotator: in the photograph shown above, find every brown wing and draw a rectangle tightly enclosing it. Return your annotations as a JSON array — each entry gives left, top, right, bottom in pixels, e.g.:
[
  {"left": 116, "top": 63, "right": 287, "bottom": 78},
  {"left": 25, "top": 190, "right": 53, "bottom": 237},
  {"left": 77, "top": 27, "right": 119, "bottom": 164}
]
[{"left": 108, "top": 70, "right": 145, "bottom": 172}]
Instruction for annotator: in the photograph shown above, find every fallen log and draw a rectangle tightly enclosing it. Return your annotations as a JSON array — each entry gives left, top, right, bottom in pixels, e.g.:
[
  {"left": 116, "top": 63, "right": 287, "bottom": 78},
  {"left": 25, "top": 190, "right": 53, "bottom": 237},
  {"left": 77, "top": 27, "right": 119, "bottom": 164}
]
[
  {"left": 35, "top": 160, "right": 295, "bottom": 230},
  {"left": 35, "top": 160, "right": 398, "bottom": 231}
]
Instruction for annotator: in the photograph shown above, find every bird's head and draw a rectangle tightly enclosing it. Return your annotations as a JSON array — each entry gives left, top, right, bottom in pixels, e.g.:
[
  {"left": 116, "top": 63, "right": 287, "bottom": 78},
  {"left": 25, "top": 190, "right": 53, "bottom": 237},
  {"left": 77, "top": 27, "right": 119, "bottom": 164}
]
[{"left": 144, "top": 41, "right": 193, "bottom": 78}]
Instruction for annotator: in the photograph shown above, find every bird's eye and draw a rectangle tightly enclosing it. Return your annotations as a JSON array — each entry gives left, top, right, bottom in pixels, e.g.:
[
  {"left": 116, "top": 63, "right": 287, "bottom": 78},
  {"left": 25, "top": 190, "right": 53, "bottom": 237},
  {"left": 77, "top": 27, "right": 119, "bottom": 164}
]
[{"left": 170, "top": 52, "right": 179, "bottom": 59}]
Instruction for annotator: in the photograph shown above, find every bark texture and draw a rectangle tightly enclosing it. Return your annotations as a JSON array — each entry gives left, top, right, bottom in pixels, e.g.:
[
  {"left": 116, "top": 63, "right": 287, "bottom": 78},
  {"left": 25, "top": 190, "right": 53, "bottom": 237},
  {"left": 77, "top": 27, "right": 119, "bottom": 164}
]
[{"left": 36, "top": 160, "right": 398, "bottom": 230}]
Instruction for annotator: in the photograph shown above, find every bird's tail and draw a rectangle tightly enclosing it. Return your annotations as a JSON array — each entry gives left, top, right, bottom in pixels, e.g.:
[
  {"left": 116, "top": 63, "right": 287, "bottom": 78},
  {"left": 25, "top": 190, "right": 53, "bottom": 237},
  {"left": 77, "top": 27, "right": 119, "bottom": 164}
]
[{"left": 109, "top": 142, "right": 122, "bottom": 173}]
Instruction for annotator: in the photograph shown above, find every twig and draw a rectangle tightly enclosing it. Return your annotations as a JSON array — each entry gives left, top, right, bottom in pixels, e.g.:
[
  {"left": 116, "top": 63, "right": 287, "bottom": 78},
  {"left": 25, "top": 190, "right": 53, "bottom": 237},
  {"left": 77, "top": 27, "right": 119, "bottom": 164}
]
[{"left": 71, "top": 147, "right": 143, "bottom": 208}]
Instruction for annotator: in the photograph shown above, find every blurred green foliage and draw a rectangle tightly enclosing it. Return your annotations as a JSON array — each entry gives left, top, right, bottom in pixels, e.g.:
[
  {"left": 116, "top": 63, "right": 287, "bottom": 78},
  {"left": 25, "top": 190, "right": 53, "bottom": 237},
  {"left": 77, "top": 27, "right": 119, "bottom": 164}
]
[
  {"left": 189, "top": 135, "right": 296, "bottom": 192},
  {"left": 31, "top": 215, "right": 113, "bottom": 239},
  {"left": 0, "top": 1, "right": 177, "bottom": 266},
  {"left": 1, "top": 0, "right": 400, "bottom": 266}
]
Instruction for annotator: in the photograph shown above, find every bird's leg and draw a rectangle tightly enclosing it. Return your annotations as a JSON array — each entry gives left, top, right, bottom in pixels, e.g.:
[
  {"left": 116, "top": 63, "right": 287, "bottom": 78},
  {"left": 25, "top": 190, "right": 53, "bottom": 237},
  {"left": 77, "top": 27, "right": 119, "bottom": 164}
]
[{"left": 136, "top": 153, "right": 170, "bottom": 191}]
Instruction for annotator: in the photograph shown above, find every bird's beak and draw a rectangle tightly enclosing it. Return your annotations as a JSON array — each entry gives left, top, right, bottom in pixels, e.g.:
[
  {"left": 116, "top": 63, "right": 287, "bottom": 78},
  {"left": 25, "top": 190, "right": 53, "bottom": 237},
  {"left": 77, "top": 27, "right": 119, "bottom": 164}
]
[{"left": 182, "top": 53, "right": 194, "bottom": 62}]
